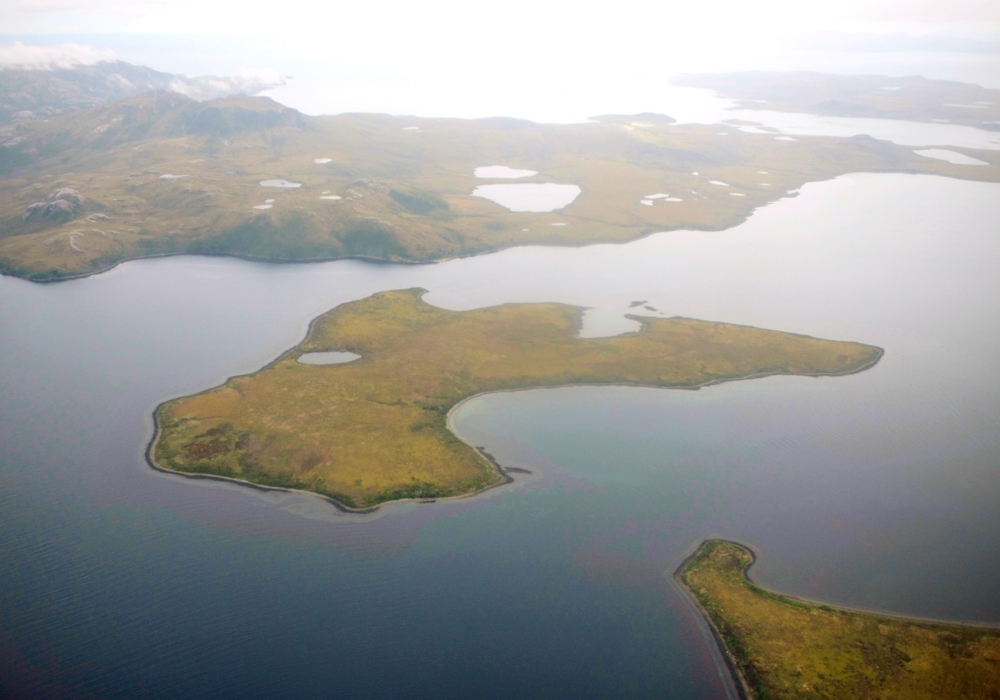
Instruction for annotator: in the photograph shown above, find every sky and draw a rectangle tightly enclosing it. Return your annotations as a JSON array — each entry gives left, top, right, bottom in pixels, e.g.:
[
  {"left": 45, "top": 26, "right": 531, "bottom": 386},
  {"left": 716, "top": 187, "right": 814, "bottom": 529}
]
[
  {"left": 5, "top": 0, "right": 999, "bottom": 38},
  {"left": 3, "top": 0, "right": 1000, "bottom": 118}
]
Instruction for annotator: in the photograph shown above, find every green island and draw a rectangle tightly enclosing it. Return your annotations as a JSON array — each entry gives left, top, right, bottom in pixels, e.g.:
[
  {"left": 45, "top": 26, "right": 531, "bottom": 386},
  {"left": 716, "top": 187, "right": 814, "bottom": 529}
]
[
  {"left": 677, "top": 540, "right": 1000, "bottom": 699},
  {"left": 2, "top": 88, "right": 998, "bottom": 281},
  {"left": 151, "top": 289, "right": 881, "bottom": 509},
  {"left": 673, "top": 71, "right": 1000, "bottom": 129}
]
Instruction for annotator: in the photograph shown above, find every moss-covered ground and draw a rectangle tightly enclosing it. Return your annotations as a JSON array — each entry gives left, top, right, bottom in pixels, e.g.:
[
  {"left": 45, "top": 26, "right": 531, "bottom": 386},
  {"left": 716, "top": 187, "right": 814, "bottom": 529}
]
[{"left": 678, "top": 540, "right": 1000, "bottom": 699}]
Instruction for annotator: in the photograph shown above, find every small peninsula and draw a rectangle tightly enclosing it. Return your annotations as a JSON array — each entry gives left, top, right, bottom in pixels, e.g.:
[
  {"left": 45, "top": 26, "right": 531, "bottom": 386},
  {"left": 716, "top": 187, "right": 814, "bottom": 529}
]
[
  {"left": 152, "top": 289, "right": 881, "bottom": 509},
  {"left": 677, "top": 540, "right": 1000, "bottom": 699}
]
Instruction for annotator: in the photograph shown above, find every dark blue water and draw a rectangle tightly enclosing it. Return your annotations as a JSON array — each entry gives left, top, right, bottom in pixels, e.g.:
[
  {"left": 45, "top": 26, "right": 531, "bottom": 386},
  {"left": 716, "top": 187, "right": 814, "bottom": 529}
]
[{"left": 2, "top": 174, "right": 999, "bottom": 698}]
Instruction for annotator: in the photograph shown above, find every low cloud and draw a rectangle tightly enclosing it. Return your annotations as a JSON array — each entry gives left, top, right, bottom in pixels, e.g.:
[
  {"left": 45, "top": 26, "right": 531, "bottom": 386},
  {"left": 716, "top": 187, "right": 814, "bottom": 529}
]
[
  {"left": 0, "top": 43, "right": 287, "bottom": 106},
  {"left": 168, "top": 69, "right": 288, "bottom": 100},
  {"left": 0, "top": 41, "right": 117, "bottom": 70}
]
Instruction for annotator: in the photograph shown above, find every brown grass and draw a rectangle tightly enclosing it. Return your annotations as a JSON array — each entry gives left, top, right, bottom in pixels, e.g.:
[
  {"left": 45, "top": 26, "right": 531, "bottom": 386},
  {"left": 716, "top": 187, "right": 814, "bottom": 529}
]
[
  {"left": 2, "top": 93, "right": 996, "bottom": 280},
  {"left": 678, "top": 540, "right": 1000, "bottom": 699}
]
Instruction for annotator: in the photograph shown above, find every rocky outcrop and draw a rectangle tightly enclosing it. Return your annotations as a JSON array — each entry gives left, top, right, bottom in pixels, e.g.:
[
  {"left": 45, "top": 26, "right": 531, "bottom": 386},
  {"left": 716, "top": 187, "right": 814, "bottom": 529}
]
[{"left": 23, "top": 188, "right": 85, "bottom": 220}]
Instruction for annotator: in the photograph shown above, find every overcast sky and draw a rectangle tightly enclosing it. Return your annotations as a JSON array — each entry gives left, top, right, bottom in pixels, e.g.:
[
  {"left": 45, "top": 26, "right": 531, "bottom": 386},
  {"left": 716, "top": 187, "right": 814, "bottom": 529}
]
[
  {"left": 6, "top": 0, "right": 999, "bottom": 44},
  {"left": 3, "top": 0, "right": 1000, "bottom": 118}
]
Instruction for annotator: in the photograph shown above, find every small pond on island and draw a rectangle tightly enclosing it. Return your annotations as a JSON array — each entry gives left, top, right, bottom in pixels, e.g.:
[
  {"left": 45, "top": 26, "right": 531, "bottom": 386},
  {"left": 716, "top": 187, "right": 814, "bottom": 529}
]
[{"left": 297, "top": 351, "right": 361, "bottom": 365}]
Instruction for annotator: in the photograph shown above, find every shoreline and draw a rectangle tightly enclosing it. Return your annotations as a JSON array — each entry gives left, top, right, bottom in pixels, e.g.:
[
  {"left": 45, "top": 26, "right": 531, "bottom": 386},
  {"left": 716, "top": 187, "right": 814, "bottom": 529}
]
[
  {"left": 144, "top": 397, "right": 519, "bottom": 515},
  {"left": 19, "top": 248, "right": 439, "bottom": 285},
  {"left": 5, "top": 224, "right": 722, "bottom": 284},
  {"left": 725, "top": 538, "right": 1000, "bottom": 629},
  {"left": 672, "top": 540, "right": 756, "bottom": 700},
  {"left": 9, "top": 171, "right": 998, "bottom": 285},
  {"left": 0, "top": 171, "right": 905, "bottom": 285},
  {"left": 673, "top": 538, "right": 1000, "bottom": 700},
  {"left": 145, "top": 339, "right": 883, "bottom": 515}
]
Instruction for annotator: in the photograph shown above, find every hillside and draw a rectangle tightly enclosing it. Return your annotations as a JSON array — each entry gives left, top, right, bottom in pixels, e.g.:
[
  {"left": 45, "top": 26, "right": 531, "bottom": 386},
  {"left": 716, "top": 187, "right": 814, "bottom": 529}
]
[{"left": 1, "top": 89, "right": 998, "bottom": 280}]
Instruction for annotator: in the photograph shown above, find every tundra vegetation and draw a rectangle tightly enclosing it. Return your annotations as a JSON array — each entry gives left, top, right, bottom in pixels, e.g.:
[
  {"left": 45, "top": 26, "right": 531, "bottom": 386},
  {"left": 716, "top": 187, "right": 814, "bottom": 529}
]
[
  {"left": 1, "top": 89, "right": 998, "bottom": 280},
  {"left": 678, "top": 540, "right": 1000, "bottom": 699},
  {"left": 153, "top": 289, "right": 881, "bottom": 508}
]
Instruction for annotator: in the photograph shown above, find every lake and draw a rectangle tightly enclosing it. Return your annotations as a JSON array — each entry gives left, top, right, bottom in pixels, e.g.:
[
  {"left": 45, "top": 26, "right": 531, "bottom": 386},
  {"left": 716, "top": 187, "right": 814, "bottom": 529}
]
[{"left": 1, "top": 173, "right": 998, "bottom": 698}]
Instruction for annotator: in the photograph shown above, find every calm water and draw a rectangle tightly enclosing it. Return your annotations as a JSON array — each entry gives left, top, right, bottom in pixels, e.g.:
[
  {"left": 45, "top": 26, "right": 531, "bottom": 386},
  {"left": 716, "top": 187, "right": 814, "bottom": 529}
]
[
  {"left": 2, "top": 173, "right": 999, "bottom": 698},
  {"left": 471, "top": 183, "right": 582, "bottom": 212},
  {"left": 297, "top": 351, "right": 361, "bottom": 365}
]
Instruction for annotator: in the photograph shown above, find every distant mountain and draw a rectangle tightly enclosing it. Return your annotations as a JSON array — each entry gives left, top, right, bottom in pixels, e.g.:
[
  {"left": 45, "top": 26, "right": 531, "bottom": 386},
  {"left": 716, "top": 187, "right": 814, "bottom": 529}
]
[
  {"left": 0, "top": 90, "right": 310, "bottom": 176},
  {"left": 0, "top": 59, "right": 285, "bottom": 124},
  {"left": 672, "top": 71, "right": 1000, "bottom": 130}
]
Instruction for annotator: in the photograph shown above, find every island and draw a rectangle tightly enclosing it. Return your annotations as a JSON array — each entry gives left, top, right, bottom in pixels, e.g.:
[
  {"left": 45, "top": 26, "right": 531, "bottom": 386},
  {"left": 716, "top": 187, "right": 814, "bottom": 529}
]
[
  {"left": 677, "top": 540, "right": 1000, "bottom": 699},
  {"left": 150, "top": 289, "right": 882, "bottom": 509},
  {"left": 2, "top": 83, "right": 998, "bottom": 281},
  {"left": 673, "top": 71, "right": 1000, "bottom": 129}
]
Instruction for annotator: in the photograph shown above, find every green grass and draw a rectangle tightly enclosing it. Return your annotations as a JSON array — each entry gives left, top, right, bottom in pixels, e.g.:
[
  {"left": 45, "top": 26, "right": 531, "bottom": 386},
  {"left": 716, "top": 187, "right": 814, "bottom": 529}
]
[
  {"left": 678, "top": 540, "right": 1000, "bottom": 699},
  {"left": 153, "top": 289, "right": 881, "bottom": 508}
]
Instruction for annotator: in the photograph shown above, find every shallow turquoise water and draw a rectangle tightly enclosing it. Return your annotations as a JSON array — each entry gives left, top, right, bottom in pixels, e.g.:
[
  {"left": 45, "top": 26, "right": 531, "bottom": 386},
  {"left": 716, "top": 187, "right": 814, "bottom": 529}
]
[{"left": 2, "top": 173, "right": 999, "bottom": 698}]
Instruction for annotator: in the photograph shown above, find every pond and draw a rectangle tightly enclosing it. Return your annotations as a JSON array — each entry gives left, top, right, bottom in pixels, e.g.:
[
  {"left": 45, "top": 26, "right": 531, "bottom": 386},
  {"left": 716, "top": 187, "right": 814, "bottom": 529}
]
[
  {"left": 472, "top": 183, "right": 581, "bottom": 212},
  {"left": 297, "top": 351, "right": 361, "bottom": 365}
]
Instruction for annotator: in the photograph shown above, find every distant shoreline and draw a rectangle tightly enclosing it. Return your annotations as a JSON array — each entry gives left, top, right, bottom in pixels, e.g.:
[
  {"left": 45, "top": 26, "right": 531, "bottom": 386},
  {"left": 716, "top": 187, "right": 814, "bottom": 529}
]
[
  {"left": 24, "top": 249, "right": 436, "bottom": 285},
  {"left": 7, "top": 215, "right": 735, "bottom": 284}
]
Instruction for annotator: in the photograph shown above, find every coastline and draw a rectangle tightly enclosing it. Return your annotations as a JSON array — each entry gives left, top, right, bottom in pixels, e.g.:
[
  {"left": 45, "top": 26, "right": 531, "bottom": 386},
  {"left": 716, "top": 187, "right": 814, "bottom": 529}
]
[
  {"left": 718, "top": 539, "right": 1000, "bottom": 629},
  {"left": 672, "top": 540, "right": 756, "bottom": 700},
  {"left": 5, "top": 226, "right": 699, "bottom": 284},
  {"left": 20, "top": 248, "right": 438, "bottom": 285},
  {"left": 144, "top": 394, "right": 518, "bottom": 515},
  {"left": 145, "top": 339, "right": 882, "bottom": 515},
  {"left": 674, "top": 538, "right": 1000, "bottom": 700},
  {"left": 9, "top": 170, "right": 999, "bottom": 285},
  {"left": 0, "top": 173, "right": 895, "bottom": 285}
]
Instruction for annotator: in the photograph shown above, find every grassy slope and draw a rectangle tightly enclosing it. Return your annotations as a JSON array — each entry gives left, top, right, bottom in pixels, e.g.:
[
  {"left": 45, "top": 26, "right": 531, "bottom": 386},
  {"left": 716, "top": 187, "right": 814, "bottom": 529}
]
[
  {"left": 2, "top": 93, "right": 998, "bottom": 280},
  {"left": 673, "top": 72, "right": 1000, "bottom": 129},
  {"left": 153, "top": 289, "right": 881, "bottom": 508},
  {"left": 678, "top": 540, "right": 1000, "bottom": 699}
]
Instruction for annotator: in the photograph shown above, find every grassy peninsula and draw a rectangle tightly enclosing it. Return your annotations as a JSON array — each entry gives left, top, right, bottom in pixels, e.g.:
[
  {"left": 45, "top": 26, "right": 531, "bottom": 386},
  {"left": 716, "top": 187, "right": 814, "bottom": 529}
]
[
  {"left": 152, "top": 289, "right": 881, "bottom": 509},
  {"left": 677, "top": 540, "right": 1000, "bottom": 699},
  {"left": 2, "top": 90, "right": 998, "bottom": 281}
]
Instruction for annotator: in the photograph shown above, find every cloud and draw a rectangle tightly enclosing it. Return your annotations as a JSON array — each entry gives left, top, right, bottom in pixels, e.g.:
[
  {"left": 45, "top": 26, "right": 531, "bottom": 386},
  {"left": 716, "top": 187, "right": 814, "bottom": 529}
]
[
  {"left": 0, "top": 41, "right": 286, "bottom": 101},
  {"left": 168, "top": 69, "right": 287, "bottom": 100},
  {"left": 0, "top": 41, "right": 117, "bottom": 70}
]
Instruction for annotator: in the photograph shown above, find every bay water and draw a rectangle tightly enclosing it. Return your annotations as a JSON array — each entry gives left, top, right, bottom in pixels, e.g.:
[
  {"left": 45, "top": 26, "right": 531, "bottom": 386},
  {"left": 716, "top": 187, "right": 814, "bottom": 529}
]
[{"left": 2, "top": 173, "right": 999, "bottom": 698}]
